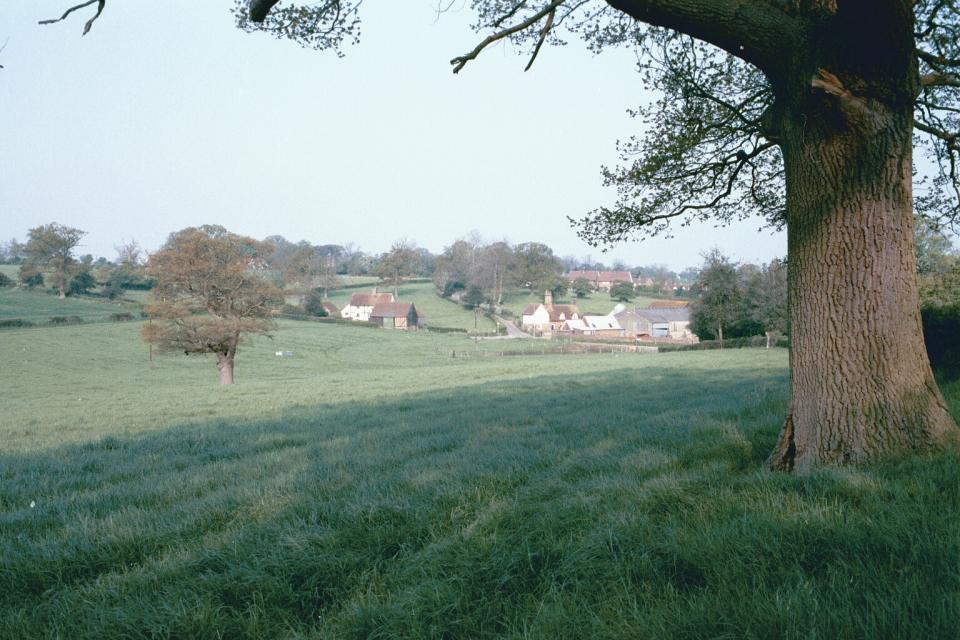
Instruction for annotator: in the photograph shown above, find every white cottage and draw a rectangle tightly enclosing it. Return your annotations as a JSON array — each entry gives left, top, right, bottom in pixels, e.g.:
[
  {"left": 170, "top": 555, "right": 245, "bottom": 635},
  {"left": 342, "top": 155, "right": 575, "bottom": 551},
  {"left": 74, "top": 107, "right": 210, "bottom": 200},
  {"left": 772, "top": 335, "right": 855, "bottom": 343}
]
[{"left": 340, "top": 291, "right": 395, "bottom": 322}]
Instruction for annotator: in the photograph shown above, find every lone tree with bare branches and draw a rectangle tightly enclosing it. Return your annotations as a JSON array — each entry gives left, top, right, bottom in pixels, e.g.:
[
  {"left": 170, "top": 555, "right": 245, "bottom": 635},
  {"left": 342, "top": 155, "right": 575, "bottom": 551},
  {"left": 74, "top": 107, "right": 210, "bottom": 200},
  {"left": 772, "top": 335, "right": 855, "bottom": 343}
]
[
  {"left": 42, "top": 0, "right": 960, "bottom": 469},
  {"left": 142, "top": 225, "right": 281, "bottom": 385}
]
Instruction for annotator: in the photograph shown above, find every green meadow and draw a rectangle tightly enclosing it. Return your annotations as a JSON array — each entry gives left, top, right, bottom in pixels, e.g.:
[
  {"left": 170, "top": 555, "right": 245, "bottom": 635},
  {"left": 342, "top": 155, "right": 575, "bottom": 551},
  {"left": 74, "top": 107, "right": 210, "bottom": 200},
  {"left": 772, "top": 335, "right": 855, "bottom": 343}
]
[
  {"left": 0, "top": 286, "right": 141, "bottom": 323},
  {"left": 0, "top": 298, "right": 958, "bottom": 638}
]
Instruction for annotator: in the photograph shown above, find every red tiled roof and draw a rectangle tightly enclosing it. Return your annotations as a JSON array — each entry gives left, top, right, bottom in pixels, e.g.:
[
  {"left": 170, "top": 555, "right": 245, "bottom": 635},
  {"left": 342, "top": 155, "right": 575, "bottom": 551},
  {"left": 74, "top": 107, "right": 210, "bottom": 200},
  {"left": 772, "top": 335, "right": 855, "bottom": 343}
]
[
  {"left": 349, "top": 293, "right": 394, "bottom": 306},
  {"left": 648, "top": 299, "right": 689, "bottom": 308},
  {"left": 565, "top": 270, "right": 599, "bottom": 281},
  {"left": 521, "top": 303, "right": 543, "bottom": 316},
  {"left": 597, "top": 271, "right": 633, "bottom": 283},
  {"left": 321, "top": 301, "right": 339, "bottom": 315},
  {"left": 548, "top": 304, "right": 580, "bottom": 322},
  {"left": 370, "top": 302, "right": 415, "bottom": 318}
]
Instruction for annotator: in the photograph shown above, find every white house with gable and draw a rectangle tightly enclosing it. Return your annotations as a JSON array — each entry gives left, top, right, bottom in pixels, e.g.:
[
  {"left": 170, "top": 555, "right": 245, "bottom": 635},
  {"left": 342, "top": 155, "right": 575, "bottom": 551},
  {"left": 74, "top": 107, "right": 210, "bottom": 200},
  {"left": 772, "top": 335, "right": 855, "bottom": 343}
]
[{"left": 340, "top": 291, "right": 395, "bottom": 322}]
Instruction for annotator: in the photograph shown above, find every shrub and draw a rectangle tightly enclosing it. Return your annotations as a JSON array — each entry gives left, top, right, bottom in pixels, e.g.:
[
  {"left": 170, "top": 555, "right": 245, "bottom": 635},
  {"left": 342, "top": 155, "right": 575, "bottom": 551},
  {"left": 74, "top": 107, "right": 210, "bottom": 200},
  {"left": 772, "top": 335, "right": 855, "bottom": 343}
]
[
  {"left": 0, "top": 273, "right": 13, "bottom": 288},
  {"left": 303, "top": 291, "right": 329, "bottom": 317},
  {"left": 463, "top": 286, "right": 486, "bottom": 309},
  {"left": 281, "top": 304, "right": 306, "bottom": 316},
  {"left": 101, "top": 283, "right": 125, "bottom": 300},
  {"left": 571, "top": 277, "right": 594, "bottom": 298},
  {"left": 19, "top": 268, "right": 44, "bottom": 288},
  {"left": 109, "top": 312, "right": 136, "bottom": 322},
  {"left": 0, "top": 318, "right": 33, "bottom": 328},
  {"left": 656, "top": 335, "right": 790, "bottom": 352},
  {"left": 425, "top": 326, "right": 469, "bottom": 334},
  {"left": 609, "top": 282, "right": 636, "bottom": 302},
  {"left": 442, "top": 281, "right": 466, "bottom": 298},
  {"left": 69, "top": 271, "right": 96, "bottom": 295},
  {"left": 48, "top": 315, "right": 84, "bottom": 325}
]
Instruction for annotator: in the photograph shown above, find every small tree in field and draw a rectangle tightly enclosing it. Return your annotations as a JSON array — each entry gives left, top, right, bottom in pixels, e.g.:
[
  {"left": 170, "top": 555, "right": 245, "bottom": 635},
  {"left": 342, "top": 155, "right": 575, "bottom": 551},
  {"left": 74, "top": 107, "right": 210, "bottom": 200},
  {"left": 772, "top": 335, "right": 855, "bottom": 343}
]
[
  {"left": 609, "top": 282, "right": 636, "bottom": 302},
  {"left": 690, "top": 249, "right": 741, "bottom": 347},
  {"left": 303, "top": 290, "right": 329, "bottom": 317},
  {"left": 571, "top": 277, "right": 594, "bottom": 299},
  {"left": 463, "top": 285, "right": 486, "bottom": 309},
  {"left": 283, "top": 245, "right": 342, "bottom": 298},
  {"left": 142, "top": 225, "right": 282, "bottom": 385},
  {"left": 23, "top": 223, "right": 85, "bottom": 299}
]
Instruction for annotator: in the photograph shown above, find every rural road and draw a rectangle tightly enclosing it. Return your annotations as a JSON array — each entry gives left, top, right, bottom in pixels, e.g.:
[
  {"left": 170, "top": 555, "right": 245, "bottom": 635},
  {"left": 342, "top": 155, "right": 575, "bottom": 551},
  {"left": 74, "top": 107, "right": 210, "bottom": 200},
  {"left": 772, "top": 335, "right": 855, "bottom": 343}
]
[{"left": 495, "top": 316, "right": 534, "bottom": 339}]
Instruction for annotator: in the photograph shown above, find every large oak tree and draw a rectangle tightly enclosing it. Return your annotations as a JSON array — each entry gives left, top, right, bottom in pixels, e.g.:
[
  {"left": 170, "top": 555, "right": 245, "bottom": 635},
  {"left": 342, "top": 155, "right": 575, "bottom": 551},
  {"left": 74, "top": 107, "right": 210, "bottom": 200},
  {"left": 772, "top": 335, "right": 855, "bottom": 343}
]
[{"left": 45, "top": 0, "right": 960, "bottom": 469}]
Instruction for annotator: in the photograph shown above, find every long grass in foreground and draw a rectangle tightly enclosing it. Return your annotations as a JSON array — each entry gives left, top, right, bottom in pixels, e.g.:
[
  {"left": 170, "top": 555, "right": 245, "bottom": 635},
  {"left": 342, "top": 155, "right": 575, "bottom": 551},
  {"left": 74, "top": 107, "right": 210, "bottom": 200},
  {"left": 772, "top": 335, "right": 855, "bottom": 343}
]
[{"left": 0, "top": 323, "right": 957, "bottom": 638}]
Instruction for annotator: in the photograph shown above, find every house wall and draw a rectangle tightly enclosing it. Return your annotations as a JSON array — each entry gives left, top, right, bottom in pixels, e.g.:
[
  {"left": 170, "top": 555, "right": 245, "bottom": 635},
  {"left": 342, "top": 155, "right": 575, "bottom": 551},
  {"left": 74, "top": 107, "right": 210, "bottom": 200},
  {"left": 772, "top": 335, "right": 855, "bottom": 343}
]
[
  {"left": 591, "top": 328, "right": 625, "bottom": 338},
  {"left": 342, "top": 305, "right": 374, "bottom": 321},
  {"left": 521, "top": 307, "right": 550, "bottom": 329}
]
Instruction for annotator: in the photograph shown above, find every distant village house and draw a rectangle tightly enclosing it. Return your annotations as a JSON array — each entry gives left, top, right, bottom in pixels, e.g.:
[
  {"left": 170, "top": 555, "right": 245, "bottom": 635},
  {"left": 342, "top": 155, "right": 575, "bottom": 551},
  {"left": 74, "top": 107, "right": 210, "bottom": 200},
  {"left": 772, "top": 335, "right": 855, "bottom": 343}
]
[
  {"left": 320, "top": 301, "right": 339, "bottom": 317},
  {"left": 564, "top": 270, "right": 634, "bottom": 292},
  {"left": 369, "top": 302, "right": 420, "bottom": 330},
  {"left": 562, "top": 314, "right": 625, "bottom": 338},
  {"left": 341, "top": 291, "right": 395, "bottom": 322},
  {"left": 615, "top": 306, "right": 696, "bottom": 342},
  {"left": 521, "top": 290, "right": 581, "bottom": 336}
]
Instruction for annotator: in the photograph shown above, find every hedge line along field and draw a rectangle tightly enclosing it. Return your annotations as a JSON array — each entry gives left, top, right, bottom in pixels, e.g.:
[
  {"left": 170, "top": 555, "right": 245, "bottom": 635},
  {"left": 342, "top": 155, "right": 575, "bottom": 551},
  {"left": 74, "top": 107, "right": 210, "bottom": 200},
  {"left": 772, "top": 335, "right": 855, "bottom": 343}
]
[
  {"left": 1, "top": 320, "right": 958, "bottom": 638},
  {"left": 0, "top": 287, "right": 142, "bottom": 324}
]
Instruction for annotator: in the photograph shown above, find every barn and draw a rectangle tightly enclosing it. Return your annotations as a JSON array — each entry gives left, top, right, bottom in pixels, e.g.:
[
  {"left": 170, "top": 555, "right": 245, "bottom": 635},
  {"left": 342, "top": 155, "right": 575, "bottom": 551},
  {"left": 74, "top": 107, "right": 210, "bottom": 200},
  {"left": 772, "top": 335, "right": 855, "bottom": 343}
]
[{"left": 369, "top": 302, "right": 419, "bottom": 330}]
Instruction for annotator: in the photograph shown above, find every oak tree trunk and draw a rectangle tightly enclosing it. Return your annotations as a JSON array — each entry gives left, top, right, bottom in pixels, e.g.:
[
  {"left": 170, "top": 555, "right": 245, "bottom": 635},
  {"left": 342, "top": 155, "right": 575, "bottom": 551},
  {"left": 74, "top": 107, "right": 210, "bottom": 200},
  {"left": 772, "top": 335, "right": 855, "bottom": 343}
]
[{"left": 768, "top": 97, "right": 958, "bottom": 471}]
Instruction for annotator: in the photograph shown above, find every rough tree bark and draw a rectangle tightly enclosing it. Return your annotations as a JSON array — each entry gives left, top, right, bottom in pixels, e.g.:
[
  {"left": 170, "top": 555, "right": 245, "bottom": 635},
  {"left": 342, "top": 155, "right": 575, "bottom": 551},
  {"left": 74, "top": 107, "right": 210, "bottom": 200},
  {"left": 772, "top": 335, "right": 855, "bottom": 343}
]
[
  {"left": 762, "top": 2, "right": 960, "bottom": 469},
  {"left": 768, "top": 86, "right": 958, "bottom": 470}
]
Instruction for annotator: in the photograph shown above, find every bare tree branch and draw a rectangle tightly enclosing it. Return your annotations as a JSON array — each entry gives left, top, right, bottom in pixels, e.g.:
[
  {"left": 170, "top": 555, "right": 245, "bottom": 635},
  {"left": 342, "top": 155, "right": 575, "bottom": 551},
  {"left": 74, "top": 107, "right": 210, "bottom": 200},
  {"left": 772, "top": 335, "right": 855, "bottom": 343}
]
[
  {"left": 451, "top": 0, "right": 564, "bottom": 74},
  {"left": 921, "top": 72, "right": 960, "bottom": 87},
  {"left": 39, "top": 0, "right": 106, "bottom": 36}
]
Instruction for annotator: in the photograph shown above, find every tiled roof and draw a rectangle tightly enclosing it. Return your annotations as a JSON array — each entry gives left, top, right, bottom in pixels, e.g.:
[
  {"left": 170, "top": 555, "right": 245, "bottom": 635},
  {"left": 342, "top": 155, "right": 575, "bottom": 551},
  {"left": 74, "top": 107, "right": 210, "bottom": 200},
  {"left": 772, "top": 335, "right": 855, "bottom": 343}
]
[
  {"left": 597, "top": 271, "right": 633, "bottom": 283},
  {"left": 617, "top": 308, "right": 690, "bottom": 322},
  {"left": 522, "top": 303, "right": 544, "bottom": 316},
  {"left": 648, "top": 299, "right": 689, "bottom": 308},
  {"left": 583, "top": 315, "right": 622, "bottom": 330},
  {"left": 548, "top": 304, "right": 581, "bottom": 322},
  {"left": 370, "top": 302, "right": 414, "bottom": 318},
  {"left": 349, "top": 293, "right": 394, "bottom": 307}
]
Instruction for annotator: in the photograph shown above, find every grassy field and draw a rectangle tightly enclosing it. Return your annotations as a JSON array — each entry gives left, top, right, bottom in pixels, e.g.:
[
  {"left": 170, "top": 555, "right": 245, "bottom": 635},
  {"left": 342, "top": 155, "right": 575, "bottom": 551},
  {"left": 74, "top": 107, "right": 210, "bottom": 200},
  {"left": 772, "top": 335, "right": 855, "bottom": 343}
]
[
  {"left": 0, "top": 320, "right": 958, "bottom": 638},
  {"left": 325, "top": 279, "right": 496, "bottom": 332},
  {"left": 0, "top": 287, "right": 141, "bottom": 323}
]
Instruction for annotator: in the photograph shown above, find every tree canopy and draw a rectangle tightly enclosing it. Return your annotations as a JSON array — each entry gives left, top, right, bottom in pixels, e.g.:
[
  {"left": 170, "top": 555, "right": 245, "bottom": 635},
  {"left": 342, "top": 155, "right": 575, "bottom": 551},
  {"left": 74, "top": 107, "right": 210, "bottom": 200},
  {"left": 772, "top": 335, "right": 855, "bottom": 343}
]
[
  {"left": 22, "top": 222, "right": 85, "bottom": 299},
  {"left": 142, "top": 225, "right": 282, "bottom": 385}
]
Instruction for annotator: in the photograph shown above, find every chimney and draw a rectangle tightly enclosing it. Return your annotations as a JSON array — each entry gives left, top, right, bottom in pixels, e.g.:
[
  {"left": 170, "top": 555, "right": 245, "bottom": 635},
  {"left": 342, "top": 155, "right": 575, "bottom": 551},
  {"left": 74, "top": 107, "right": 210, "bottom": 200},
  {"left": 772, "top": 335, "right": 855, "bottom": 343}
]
[{"left": 544, "top": 289, "right": 553, "bottom": 307}]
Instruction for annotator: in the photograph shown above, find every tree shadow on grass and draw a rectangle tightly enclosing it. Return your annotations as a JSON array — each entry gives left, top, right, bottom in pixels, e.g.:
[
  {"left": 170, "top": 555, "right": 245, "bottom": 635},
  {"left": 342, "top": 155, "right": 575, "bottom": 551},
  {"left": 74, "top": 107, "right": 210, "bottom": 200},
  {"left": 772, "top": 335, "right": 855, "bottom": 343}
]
[{"left": 1, "top": 362, "right": 957, "bottom": 639}]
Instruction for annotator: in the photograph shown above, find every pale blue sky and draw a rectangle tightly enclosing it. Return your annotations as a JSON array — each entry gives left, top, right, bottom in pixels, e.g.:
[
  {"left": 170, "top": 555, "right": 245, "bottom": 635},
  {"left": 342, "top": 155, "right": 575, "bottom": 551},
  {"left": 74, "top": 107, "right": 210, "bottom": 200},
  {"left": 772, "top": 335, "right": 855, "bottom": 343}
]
[{"left": 1, "top": 1, "right": 787, "bottom": 270}]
